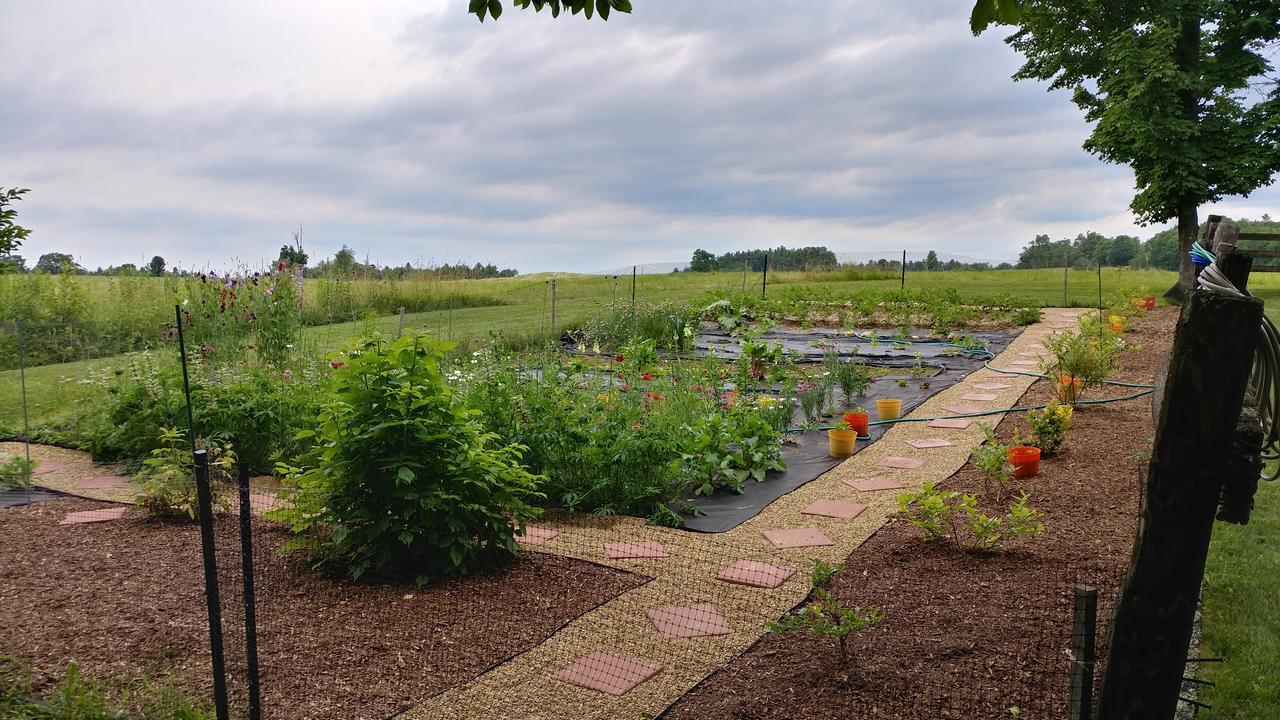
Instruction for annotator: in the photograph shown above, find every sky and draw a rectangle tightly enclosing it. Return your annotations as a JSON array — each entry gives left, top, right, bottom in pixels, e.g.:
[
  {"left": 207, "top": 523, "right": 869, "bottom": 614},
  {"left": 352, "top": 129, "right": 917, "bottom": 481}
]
[{"left": 2, "top": 0, "right": 1277, "bottom": 274}]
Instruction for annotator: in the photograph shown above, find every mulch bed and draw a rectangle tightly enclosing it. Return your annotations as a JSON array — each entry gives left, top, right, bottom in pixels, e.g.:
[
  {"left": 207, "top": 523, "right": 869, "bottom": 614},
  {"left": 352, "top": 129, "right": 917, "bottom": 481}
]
[
  {"left": 0, "top": 501, "right": 645, "bottom": 720},
  {"left": 664, "top": 307, "right": 1176, "bottom": 720}
]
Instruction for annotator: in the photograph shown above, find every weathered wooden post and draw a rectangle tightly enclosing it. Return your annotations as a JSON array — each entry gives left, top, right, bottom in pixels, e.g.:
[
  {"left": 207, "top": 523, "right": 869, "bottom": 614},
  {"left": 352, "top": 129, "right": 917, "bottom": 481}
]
[
  {"left": 1096, "top": 222, "right": 1262, "bottom": 719},
  {"left": 1069, "top": 585, "right": 1099, "bottom": 720}
]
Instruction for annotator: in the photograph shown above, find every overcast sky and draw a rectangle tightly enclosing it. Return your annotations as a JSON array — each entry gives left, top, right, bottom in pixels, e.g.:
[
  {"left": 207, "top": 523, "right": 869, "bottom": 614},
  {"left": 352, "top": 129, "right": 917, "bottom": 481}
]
[{"left": 3, "top": 0, "right": 1277, "bottom": 273}]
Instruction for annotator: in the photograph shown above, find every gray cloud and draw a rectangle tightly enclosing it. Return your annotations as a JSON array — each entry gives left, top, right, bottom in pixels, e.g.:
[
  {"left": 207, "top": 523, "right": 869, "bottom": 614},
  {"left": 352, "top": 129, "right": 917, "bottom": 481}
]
[{"left": 1, "top": 0, "right": 1276, "bottom": 273}]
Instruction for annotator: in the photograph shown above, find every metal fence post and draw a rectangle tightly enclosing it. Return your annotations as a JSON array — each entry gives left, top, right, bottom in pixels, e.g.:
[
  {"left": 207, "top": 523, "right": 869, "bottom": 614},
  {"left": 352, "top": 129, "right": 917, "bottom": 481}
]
[
  {"left": 238, "top": 463, "right": 262, "bottom": 720},
  {"left": 761, "top": 254, "right": 768, "bottom": 299},
  {"left": 195, "top": 450, "right": 230, "bottom": 720},
  {"left": 901, "top": 249, "right": 907, "bottom": 289},
  {"left": 1069, "top": 585, "right": 1098, "bottom": 720}
]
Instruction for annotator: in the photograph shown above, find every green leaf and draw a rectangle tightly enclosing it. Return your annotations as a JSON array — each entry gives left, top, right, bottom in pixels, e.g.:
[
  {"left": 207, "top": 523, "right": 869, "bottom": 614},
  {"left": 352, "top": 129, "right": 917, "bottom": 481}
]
[{"left": 489, "top": 0, "right": 503, "bottom": 20}]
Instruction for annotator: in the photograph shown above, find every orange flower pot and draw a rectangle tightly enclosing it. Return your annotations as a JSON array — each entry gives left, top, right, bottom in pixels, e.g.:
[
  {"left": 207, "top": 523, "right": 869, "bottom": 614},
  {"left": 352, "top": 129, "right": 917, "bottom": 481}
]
[
  {"left": 1056, "top": 375, "right": 1082, "bottom": 403},
  {"left": 1007, "top": 446, "right": 1041, "bottom": 478},
  {"left": 843, "top": 411, "right": 870, "bottom": 437}
]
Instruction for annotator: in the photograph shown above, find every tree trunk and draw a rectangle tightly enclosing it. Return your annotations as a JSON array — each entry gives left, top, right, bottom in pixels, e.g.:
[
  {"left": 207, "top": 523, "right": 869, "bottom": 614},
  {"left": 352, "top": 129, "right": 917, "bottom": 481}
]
[{"left": 1163, "top": 202, "right": 1199, "bottom": 304}]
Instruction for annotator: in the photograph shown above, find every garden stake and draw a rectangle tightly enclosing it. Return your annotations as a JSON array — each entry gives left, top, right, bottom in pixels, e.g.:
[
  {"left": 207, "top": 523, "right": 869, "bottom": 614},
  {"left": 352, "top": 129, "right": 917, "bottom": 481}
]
[
  {"left": 194, "top": 450, "right": 231, "bottom": 720},
  {"left": 175, "top": 305, "right": 197, "bottom": 454},
  {"left": 1068, "top": 585, "right": 1098, "bottom": 720},
  {"left": 631, "top": 266, "right": 637, "bottom": 313},
  {"left": 238, "top": 463, "right": 262, "bottom": 720},
  {"left": 551, "top": 278, "right": 557, "bottom": 335},
  {"left": 17, "top": 320, "right": 29, "bottom": 464}
]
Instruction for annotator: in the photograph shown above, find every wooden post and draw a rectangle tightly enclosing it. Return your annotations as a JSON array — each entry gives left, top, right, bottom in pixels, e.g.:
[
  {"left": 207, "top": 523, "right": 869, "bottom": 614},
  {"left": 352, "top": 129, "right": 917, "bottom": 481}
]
[
  {"left": 1069, "top": 585, "right": 1099, "bottom": 720},
  {"left": 1096, "top": 284, "right": 1263, "bottom": 719}
]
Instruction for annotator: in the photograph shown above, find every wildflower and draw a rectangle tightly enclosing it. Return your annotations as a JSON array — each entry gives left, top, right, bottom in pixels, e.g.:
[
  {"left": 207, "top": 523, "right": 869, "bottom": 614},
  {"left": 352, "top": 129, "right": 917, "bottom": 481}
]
[
  {"left": 281, "top": 369, "right": 293, "bottom": 380},
  {"left": 615, "top": 354, "right": 625, "bottom": 363},
  {"left": 330, "top": 360, "right": 345, "bottom": 369},
  {"left": 641, "top": 373, "right": 654, "bottom": 381}
]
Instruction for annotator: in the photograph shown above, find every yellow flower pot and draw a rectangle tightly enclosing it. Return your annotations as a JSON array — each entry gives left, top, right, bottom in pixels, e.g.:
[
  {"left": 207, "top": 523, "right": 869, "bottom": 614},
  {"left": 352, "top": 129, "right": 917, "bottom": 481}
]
[
  {"left": 828, "top": 428, "right": 858, "bottom": 457},
  {"left": 876, "top": 398, "right": 903, "bottom": 421}
]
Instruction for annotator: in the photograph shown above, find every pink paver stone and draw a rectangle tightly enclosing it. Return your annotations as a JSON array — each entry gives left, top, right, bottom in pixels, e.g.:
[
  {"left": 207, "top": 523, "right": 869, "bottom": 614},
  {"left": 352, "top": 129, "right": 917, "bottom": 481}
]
[
  {"left": 1018, "top": 351, "right": 1048, "bottom": 358},
  {"left": 647, "top": 603, "right": 733, "bottom": 639},
  {"left": 554, "top": 652, "right": 662, "bottom": 696},
  {"left": 843, "top": 476, "right": 904, "bottom": 492},
  {"left": 880, "top": 456, "right": 925, "bottom": 470},
  {"left": 762, "top": 527, "right": 833, "bottom": 549},
  {"left": 716, "top": 559, "right": 795, "bottom": 588},
  {"left": 59, "top": 507, "right": 128, "bottom": 525},
  {"left": 961, "top": 393, "right": 999, "bottom": 402},
  {"left": 603, "top": 541, "right": 669, "bottom": 559},
  {"left": 928, "top": 417, "right": 973, "bottom": 429},
  {"left": 517, "top": 525, "right": 561, "bottom": 545},
  {"left": 941, "top": 404, "right": 983, "bottom": 415},
  {"left": 1009, "top": 360, "right": 1040, "bottom": 367},
  {"left": 31, "top": 461, "right": 67, "bottom": 476},
  {"left": 76, "top": 475, "right": 130, "bottom": 489},
  {"left": 973, "top": 383, "right": 1012, "bottom": 390},
  {"left": 905, "top": 437, "right": 954, "bottom": 449},
  {"left": 801, "top": 499, "right": 867, "bottom": 519}
]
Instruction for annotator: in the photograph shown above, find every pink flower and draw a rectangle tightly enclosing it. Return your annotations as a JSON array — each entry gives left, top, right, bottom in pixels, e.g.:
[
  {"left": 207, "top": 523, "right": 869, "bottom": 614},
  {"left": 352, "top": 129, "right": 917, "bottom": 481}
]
[
  {"left": 641, "top": 373, "right": 654, "bottom": 381},
  {"left": 281, "top": 369, "right": 293, "bottom": 380},
  {"left": 331, "top": 360, "right": 345, "bottom": 369}
]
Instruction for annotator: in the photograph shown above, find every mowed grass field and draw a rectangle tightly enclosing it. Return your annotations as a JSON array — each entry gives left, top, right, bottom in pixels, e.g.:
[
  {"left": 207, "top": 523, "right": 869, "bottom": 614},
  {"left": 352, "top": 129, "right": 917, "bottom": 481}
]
[{"left": 1, "top": 264, "right": 1275, "bottom": 715}]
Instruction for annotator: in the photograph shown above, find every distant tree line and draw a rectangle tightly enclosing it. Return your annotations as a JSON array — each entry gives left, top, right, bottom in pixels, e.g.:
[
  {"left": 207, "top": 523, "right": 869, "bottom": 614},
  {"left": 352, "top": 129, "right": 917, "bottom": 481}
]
[
  {"left": 301, "top": 245, "right": 518, "bottom": 280},
  {"left": 1017, "top": 217, "right": 1280, "bottom": 271},
  {"left": 687, "top": 246, "right": 839, "bottom": 272}
]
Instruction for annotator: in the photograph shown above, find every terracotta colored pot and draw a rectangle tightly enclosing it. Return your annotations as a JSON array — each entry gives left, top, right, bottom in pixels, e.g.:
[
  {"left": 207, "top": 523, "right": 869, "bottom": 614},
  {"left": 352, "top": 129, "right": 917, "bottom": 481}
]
[
  {"left": 876, "top": 398, "right": 903, "bottom": 421},
  {"left": 1143, "top": 296, "right": 1156, "bottom": 310},
  {"left": 828, "top": 428, "right": 857, "bottom": 457},
  {"left": 1008, "top": 446, "right": 1041, "bottom": 478},
  {"left": 843, "top": 411, "right": 870, "bottom": 437},
  {"left": 1056, "top": 375, "right": 1083, "bottom": 403}
]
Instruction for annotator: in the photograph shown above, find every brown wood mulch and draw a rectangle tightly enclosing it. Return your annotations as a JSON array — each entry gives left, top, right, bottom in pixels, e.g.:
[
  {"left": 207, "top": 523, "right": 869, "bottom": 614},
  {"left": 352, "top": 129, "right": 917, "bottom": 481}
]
[
  {"left": 0, "top": 501, "right": 645, "bottom": 720},
  {"left": 664, "top": 307, "right": 1175, "bottom": 720}
]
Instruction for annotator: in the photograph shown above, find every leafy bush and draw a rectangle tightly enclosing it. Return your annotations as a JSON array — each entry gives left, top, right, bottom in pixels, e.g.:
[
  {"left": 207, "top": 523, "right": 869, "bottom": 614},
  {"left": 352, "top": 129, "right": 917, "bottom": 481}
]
[
  {"left": 680, "top": 410, "right": 787, "bottom": 496},
  {"left": 1042, "top": 316, "right": 1126, "bottom": 399},
  {"left": 969, "top": 424, "right": 1015, "bottom": 499},
  {"left": 134, "top": 428, "right": 234, "bottom": 521},
  {"left": 276, "top": 332, "right": 543, "bottom": 583},
  {"left": 0, "top": 454, "right": 38, "bottom": 490},
  {"left": 898, "top": 482, "right": 1045, "bottom": 551},
  {"left": 1027, "top": 401, "right": 1072, "bottom": 456},
  {"left": 765, "top": 559, "right": 883, "bottom": 666}
]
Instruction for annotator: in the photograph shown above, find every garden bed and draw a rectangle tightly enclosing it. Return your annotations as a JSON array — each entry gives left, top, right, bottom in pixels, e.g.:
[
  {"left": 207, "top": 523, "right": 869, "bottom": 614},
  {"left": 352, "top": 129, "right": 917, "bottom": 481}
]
[
  {"left": 0, "top": 498, "right": 645, "bottom": 720},
  {"left": 663, "top": 307, "right": 1175, "bottom": 719}
]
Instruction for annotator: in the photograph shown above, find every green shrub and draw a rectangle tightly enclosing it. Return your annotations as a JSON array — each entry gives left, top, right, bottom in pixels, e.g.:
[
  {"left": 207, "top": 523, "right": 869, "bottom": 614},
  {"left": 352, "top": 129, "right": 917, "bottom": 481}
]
[
  {"left": 275, "top": 332, "right": 543, "bottom": 584},
  {"left": 134, "top": 428, "right": 234, "bottom": 521},
  {"left": 680, "top": 409, "right": 787, "bottom": 496},
  {"left": 0, "top": 455, "right": 38, "bottom": 491},
  {"left": 898, "top": 482, "right": 1045, "bottom": 551},
  {"left": 1027, "top": 401, "right": 1072, "bottom": 456},
  {"left": 969, "top": 423, "right": 1015, "bottom": 499},
  {"left": 765, "top": 559, "right": 883, "bottom": 666},
  {"left": 1042, "top": 315, "right": 1126, "bottom": 399}
]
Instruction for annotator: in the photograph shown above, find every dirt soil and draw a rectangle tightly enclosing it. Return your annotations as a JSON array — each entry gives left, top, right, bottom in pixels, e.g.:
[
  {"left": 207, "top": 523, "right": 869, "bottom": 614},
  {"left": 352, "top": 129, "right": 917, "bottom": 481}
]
[
  {"left": 664, "top": 307, "right": 1175, "bottom": 720},
  {"left": 0, "top": 502, "right": 645, "bottom": 720}
]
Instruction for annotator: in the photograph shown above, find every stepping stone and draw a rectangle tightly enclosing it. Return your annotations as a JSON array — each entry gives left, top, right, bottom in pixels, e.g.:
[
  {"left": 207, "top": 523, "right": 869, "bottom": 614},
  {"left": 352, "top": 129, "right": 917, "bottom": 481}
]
[
  {"left": 59, "top": 507, "right": 128, "bottom": 525},
  {"left": 929, "top": 417, "right": 973, "bottom": 429},
  {"left": 604, "top": 541, "right": 669, "bottom": 559},
  {"left": 880, "top": 456, "right": 925, "bottom": 470},
  {"left": 961, "top": 393, "right": 999, "bottom": 402},
  {"left": 31, "top": 461, "right": 67, "bottom": 476},
  {"left": 517, "top": 525, "right": 561, "bottom": 545},
  {"left": 973, "top": 383, "right": 1011, "bottom": 391},
  {"left": 843, "top": 476, "right": 904, "bottom": 492},
  {"left": 1018, "top": 351, "right": 1048, "bottom": 358},
  {"left": 76, "top": 475, "right": 130, "bottom": 490},
  {"left": 248, "top": 491, "right": 283, "bottom": 511},
  {"left": 762, "top": 527, "right": 833, "bottom": 549},
  {"left": 941, "top": 404, "right": 983, "bottom": 415},
  {"left": 716, "top": 560, "right": 795, "bottom": 588},
  {"left": 1008, "top": 360, "right": 1040, "bottom": 367},
  {"left": 905, "top": 437, "right": 954, "bottom": 449},
  {"left": 801, "top": 499, "right": 868, "bottom": 519},
  {"left": 647, "top": 603, "right": 733, "bottom": 639},
  {"left": 553, "top": 652, "right": 662, "bottom": 696}
]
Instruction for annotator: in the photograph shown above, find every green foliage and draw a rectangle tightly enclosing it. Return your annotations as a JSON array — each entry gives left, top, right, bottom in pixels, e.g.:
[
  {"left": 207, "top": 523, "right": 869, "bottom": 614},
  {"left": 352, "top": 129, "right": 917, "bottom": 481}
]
[
  {"left": 0, "top": 659, "right": 208, "bottom": 720},
  {"left": 765, "top": 559, "right": 883, "bottom": 666},
  {"left": 1041, "top": 316, "right": 1125, "bottom": 399},
  {"left": 576, "top": 299, "right": 697, "bottom": 353},
  {"left": 827, "top": 348, "right": 871, "bottom": 402},
  {"left": 680, "top": 410, "right": 786, "bottom": 496},
  {"left": 134, "top": 428, "right": 234, "bottom": 521},
  {"left": 275, "top": 332, "right": 543, "bottom": 583},
  {"left": 473, "top": 0, "right": 633, "bottom": 22},
  {"left": 970, "top": 423, "right": 1015, "bottom": 500},
  {"left": 898, "top": 482, "right": 1045, "bottom": 552},
  {"left": 1026, "top": 401, "right": 1072, "bottom": 456},
  {"left": 0, "top": 187, "right": 31, "bottom": 260},
  {"left": 0, "top": 454, "right": 38, "bottom": 490}
]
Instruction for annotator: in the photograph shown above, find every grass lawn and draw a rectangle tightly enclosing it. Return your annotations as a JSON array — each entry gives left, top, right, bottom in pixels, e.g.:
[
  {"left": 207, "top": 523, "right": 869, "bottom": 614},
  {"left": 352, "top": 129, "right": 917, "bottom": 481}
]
[{"left": 1199, "top": 478, "right": 1280, "bottom": 719}]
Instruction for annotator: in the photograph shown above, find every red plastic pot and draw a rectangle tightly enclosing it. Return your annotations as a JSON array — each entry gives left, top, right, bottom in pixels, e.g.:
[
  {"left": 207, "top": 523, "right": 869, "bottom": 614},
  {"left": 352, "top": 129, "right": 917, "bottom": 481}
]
[
  {"left": 1143, "top": 296, "right": 1156, "bottom": 310},
  {"left": 843, "top": 411, "right": 870, "bottom": 437},
  {"left": 1007, "top": 446, "right": 1041, "bottom": 478}
]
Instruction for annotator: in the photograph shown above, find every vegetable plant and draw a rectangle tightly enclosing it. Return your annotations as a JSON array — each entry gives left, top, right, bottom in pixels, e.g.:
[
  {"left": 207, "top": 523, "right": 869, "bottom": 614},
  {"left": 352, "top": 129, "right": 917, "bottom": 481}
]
[{"left": 0, "top": 454, "right": 38, "bottom": 491}]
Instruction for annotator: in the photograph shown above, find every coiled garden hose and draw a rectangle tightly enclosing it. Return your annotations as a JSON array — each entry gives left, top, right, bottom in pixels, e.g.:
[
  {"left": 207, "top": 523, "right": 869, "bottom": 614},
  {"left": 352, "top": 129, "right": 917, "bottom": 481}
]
[{"left": 1194, "top": 243, "right": 1280, "bottom": 481}]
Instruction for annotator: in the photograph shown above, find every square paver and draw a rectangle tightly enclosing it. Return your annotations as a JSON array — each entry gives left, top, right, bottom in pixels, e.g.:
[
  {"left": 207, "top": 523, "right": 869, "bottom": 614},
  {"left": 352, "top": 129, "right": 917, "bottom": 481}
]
[
  {"left": 843, "top": 476, "right": 904, "bottom": 492},
  {"left": 905, "top": 437, "right": 954, "bottom": 449},
  {"left": 1018, "top": 351, "right": 1048, "bottom": 358},
  {"left": 801, "top": 499, "right": 868, "bottom": 519},
  {"left": 762, "top": 527, "right": 833, "bottom": 549},
  {"left": 973, "top": 383, "right": 1012, "bottom": 390},
  {"left": 961, "top": 393, "right": 999, "bottom": 402},
  {"left": 941, "top": 404, "right": 983, "bottom": 415},
  {"left": 553, "top": 652, "right": 662, "bottom": 696},
  {"left": 76, "top": 475, "right": 130, "bottom": 490},
  {"left": 928, "top": 417, "right": 973, "bottom": 429},
  {"left": 517, "top": 525, "right": 561, "bottom": 545},
  {"left": 647, "top": 603, "right": 733, "bottom": 639},
  {"left": 59, "top": 507, "right": 128, "bottom": 525},
  {"left": 880, "top": 456, "right": 925, "bottom": 470},
  {"left": 1008, "top": 360, "right": 1041, "bottom": 367},
  {"left": 603, "top": 541, "right": 669, "bottom": 559},
  {"left": 31, "top": 461, "right": 68, "bottom": 476},
  {"left": 716, "top": 560, "right": 795, "bottom": 588}
]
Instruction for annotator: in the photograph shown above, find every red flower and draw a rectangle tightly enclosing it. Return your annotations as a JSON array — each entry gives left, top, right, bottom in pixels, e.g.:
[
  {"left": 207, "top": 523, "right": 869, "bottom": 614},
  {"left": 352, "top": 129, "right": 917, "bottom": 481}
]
[
  {"left": 615, "top": 354, "right": 625, "bottom": 362},
  {"left": 331, "top": 360, "right": 345, "bottom": 369},
  {"left": 641, "top": 373, "right": 654, "bottom": 381}
]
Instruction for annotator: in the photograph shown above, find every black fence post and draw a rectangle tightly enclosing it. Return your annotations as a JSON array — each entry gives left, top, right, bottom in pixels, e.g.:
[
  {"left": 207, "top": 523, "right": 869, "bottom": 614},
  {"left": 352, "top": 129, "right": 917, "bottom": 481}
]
[
  {"left": 238, "top": 463, "right": 262, "bottom": 720},
  {"left": 1069, "top": 585, "right": 1098, "bottom": 720},
  {"left": 631, "top": 265, "right": 637, "bottom": 312},
  {"left": 17, "top": 320, "right": 30, "bottom": 464},
  {"left": 761, "top": 254, "right": 768, "bottom": 299},
  {"left": 195, "top": 450, "right": 230, "bottom": 720},
  {"left": 901, "top": 249, "right": 906, "bottom": 290}
]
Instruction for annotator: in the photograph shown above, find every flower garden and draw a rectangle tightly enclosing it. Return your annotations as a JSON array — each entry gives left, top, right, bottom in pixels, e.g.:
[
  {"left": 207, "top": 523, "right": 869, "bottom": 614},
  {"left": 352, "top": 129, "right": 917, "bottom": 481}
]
[{"left": 0, "top": 271, "right": 1176, "bottom": 720}]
